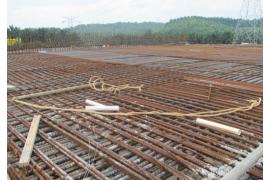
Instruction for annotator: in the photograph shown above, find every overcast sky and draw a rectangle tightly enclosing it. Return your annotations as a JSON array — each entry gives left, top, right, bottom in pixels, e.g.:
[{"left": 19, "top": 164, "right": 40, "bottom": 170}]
[{"left": 8, "top": 0, "right": 245, "bottom": 28}]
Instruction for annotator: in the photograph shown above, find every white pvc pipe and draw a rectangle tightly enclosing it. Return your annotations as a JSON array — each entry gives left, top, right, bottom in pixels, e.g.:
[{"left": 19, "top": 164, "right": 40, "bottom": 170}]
[
  {"left": 85, "top": 99, "right": 105, "bottom": 107},
  {"left": 196, "top": 118, "right": 241, "bottom": 135},
  {"left": 7, "top": 84, "right": 16, "bottom": 92},
  {"left": 221, "top": 143, "right": 263, "bottom": 180},
  {"left": 85, "top": 105, "right": 120, "bottom": 111}
]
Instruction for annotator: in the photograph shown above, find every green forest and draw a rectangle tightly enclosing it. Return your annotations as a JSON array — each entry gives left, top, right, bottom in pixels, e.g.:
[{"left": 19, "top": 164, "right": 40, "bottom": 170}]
[{"left": 7, "top": 16, "right": 263, "bottom": 50}]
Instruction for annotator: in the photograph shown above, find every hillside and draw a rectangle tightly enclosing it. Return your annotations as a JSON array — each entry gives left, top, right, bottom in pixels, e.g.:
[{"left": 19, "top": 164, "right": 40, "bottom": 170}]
[
  {"left": 72, "top": 16, "right": 261, "bottom": 35},
  {"left": 162, "top": 16, "right": 236, "bottom": 34}
]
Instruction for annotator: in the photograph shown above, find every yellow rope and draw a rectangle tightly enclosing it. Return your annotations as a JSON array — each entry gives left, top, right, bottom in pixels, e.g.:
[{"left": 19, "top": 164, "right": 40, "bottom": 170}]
[
  {"left": 9, "top": 76, "right": 261, "bottom": 117},
  {"left": 10, "top": 97, "right": 261, "bottom": 117},
  {"left": 89, "top": 76, "right": 143, "bottom": 93}
]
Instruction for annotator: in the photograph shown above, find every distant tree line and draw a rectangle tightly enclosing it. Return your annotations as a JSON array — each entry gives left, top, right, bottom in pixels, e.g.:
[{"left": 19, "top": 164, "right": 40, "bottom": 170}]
[
  {"left": 78, "top": 31, "right": 235, "bottom": 45},
  {"left": 7, "top": 16, "right": 263, "bottom": 50},
  {"left": 7, "top": 26, "right": 80, "bottom": 50}
]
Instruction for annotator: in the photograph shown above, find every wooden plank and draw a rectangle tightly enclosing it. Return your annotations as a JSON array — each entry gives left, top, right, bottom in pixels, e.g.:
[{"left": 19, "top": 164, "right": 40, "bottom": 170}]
[
  {"left": 15, "top": 84, "right": 92, "bottom": 100},
  {"left": 18, "top": 115, "right": 41, "bottom": 167}
]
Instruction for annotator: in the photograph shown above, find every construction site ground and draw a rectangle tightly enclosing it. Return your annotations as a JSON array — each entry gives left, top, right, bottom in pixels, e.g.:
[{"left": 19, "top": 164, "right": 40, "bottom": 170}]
[{"left": 7, "top": 45, "right": 263, "bottom": 179}]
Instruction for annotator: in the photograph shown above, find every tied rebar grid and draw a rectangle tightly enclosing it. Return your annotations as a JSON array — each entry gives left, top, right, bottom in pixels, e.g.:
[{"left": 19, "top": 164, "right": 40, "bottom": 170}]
[{"left": 8, "top": 53, "right": 262, "bottom": 179}]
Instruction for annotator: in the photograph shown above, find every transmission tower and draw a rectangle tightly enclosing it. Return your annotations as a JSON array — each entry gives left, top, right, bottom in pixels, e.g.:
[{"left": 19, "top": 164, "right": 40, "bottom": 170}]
[{"left": 233, "top": 0, "right": 262, "bottom": 44}]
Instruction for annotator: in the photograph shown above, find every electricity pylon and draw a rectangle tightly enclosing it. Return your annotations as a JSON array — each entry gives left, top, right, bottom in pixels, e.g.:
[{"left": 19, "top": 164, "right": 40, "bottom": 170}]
[
  {"left": 233, "top": 0, "right": 262, "bottom": 44},
  {"left": 62, "top": 16, "right": 80, "bottom": 28}
]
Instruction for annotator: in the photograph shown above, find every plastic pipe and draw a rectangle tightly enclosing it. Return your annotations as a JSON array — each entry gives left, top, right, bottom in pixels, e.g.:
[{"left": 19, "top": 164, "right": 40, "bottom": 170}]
[
  {"left": 85, "top": 105, "right": 120, "bottom": 112},
  {"left": 196, "top": 118, "right": 241, "bottom": 135},
  {"left": 85, "top": 99, "right": 105, "bottom": 107},
  {"left": 221, "top": 143, "right": 263, "bottom": 180},
  {"left": 7, "top": 84, "right": 16, "bottom": 92}
]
